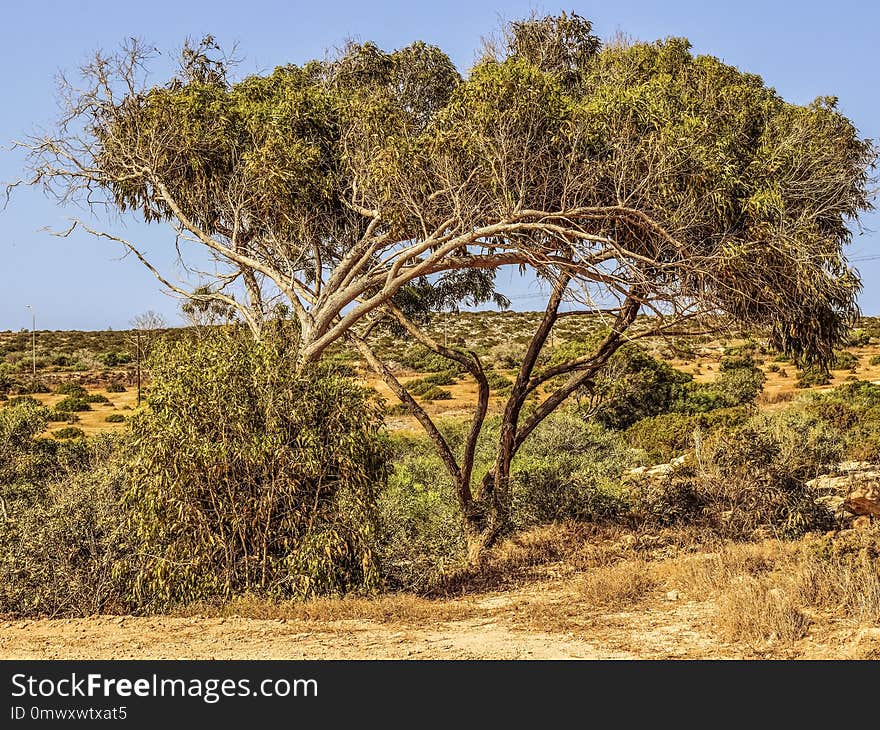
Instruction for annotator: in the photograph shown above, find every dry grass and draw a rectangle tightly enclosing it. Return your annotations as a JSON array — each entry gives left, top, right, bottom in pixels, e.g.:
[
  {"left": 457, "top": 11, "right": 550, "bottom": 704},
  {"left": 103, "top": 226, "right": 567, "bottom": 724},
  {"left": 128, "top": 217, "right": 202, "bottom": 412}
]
[
  {"left": 793, "top": 549, "right": 880, "bottom": 622},
  {"left": 577, "top": 560, "right": 657, "bottom": 608},
  {"left": 715, "top": 576, "right": 809, "bottom": 645},
  {"left": 180, "top": 592, "right": 478, "bottom": 624},
  {"left": 159, "top": 527, "right": 880, "bottom": 656},
  {"left": 655, "top": 541, "right": 785, "bottom": 597}
]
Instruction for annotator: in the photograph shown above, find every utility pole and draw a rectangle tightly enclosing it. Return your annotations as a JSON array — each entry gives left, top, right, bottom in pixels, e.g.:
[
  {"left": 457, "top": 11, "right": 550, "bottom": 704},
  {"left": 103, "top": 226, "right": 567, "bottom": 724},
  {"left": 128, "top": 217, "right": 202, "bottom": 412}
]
[
  {"left": 136, "top": 329, "right": 142, "bottom": 408},
  {"left": 25, "top": 305, "right": 35, "bottom": 383}
]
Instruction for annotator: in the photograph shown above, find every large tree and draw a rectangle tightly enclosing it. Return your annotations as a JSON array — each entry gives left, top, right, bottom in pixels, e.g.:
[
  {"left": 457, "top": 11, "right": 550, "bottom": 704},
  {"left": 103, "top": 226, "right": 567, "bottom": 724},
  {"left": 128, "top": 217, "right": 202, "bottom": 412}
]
[{"left": 17, "top": 15, "right": 876, "bottom": 561}]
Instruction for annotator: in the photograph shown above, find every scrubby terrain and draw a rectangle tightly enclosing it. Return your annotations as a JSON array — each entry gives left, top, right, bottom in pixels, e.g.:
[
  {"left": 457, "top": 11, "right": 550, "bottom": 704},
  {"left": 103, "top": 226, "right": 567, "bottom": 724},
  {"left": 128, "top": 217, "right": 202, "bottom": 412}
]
[
  {"left": 4, "top": 313, "right": 880, "bottom": 659},
  {"left": 4, "top": 527, "right": 880, "bottom": 659}
]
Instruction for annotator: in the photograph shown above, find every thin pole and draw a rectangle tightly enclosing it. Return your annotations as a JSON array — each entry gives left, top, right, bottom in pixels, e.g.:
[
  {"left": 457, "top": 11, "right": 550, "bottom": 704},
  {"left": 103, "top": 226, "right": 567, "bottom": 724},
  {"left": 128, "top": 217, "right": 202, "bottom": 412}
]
[
  {"left": 136, "top": 329, "right": 142, "bottom": 408},
  {"left": 26, "top": 305, "right": 35, "bottom": 383}
]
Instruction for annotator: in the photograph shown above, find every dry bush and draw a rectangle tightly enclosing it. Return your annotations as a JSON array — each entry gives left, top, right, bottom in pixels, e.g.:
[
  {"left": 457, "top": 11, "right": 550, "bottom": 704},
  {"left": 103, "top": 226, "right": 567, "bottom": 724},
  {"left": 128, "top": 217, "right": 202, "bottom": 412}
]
[
  {"left": 577, "top": 560, "right": 656, "bottom": 608},
  {"left": 716, "top": 575, "right": 809, "bottom": 645},
  {"left": 794, "top": 554, "right": 880, "bottom": 621},
  {"left": 0, "top": 459, "right": 131, "bottom": 618},
  {"left": 656, "top": 542, "right": 785, "bottom": 597},
  {"left": 758, "top": 391, "right": 795, "bottom": 406},
  {"left": 793, "top": 531, "right": 880, "bottom": 621}
]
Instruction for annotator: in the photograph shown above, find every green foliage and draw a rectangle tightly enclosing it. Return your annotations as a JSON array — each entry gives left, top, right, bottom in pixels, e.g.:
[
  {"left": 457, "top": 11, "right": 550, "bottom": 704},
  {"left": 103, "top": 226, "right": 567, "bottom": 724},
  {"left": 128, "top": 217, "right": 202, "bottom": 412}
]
[
  {"left": 53, "top": 426, "right": 86, "bottom": 440},
  {"left": 105, "top": 413, "right": 126, "bottom": 423},
  {"left": 625, "top": 407, "right": 751, "bottom": 463},
  {"left": 420, "top": 370, "right": 458, "bottom": 386},
  {"left": 711, "top": 357, "right": 766, "bottom": 406},
  {"left": 591, "top": 346, "right": 694, "bottom": 429},
  {"left": 55, "top": 382, "right": 88, "bottom": 397},
  {"left": 485, "top": 370, "right": 513, "bottom": 393},
  {"left": 847, "top": 329, "right": 871, "bottom": 347},
  {"left": 697, "top": 414, "right": 837, "bottom": 538},
  {"left": 101, "top": 351, "right": 132, "bottom": 367},
  {"left": 125, "top": 329, "right": 389, "bottom": 608},
  {"left": 385, "top": 402, "right": 411, "bottom": 416},
  {"left": 800, "top": 381, "right": 880, "bottom": 462},
  {"left": 86, "top": 393, "right": 111, "bottom": 404},
  {"left": 106, "top": 382, "right": 126, "bottom": 393},
  {"left": 591, "top": 346, "right": 763, "bottom": 430},
  {"left": 829, "top": 350, "right": 858, "bottom": 370},
  {"left": 54, "top": 396, "right": 92, "bottom": 412},
  {"left": 796, "top": 367, "right": 832, "bottom": 388},
  {"left": 510, "top": 411, "right": 631, "bottom": 526},
  {"left": 0, "top": 396, "right": 91, "bottom": 512},
  {"left": 405, "top": 377, "right": 453, "bottom": 401},
  {"left": 396, "top": 345, "right": 465, "bottom": 373},
  {"left": 47, "top": 409, "right": 80, "bottom": 423},
  {"left": 378, "top": 441, "right": 465, "bottom": 590}
]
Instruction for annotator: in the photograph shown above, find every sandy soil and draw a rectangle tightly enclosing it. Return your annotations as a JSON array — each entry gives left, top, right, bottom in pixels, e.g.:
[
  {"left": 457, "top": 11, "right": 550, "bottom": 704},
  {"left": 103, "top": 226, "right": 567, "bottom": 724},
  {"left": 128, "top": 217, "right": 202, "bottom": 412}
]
[{"left": 3, "top": 580, "right": 878, "bottom": 660}]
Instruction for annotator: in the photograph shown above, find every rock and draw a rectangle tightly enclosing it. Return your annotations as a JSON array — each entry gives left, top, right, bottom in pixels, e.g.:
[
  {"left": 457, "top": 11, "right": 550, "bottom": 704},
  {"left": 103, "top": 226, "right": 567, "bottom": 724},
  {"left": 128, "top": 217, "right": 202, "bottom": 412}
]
[
  {"left": 844, "top": 485, "right": 880, "bottom": 517},
  {"left": 810, "top": 462, "right": 880, "bottom": 524},
  {"left": 626, "top": 455, "right": 688, "bottom": 479},
  {"left": 665, "top": 590, "right": 680, "bottom": 602}
]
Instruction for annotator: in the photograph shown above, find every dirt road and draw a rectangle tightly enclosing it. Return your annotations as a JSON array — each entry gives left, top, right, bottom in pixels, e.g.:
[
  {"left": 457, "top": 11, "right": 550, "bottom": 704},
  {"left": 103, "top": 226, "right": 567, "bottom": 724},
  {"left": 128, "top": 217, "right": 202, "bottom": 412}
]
[{"left": 2, "top": 581, "right": 876, "bottom": 660}]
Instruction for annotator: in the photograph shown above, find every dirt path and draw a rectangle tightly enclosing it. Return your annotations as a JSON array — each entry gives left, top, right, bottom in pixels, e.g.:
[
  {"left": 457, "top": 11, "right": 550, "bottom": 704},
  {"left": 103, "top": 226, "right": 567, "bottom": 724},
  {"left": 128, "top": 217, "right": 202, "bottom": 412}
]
[
  {"left": 4, "top": 553, "right": 880, "bottom": 660},
  {"left": 0, "top": 583, "right": 754, "bottom": 660}
]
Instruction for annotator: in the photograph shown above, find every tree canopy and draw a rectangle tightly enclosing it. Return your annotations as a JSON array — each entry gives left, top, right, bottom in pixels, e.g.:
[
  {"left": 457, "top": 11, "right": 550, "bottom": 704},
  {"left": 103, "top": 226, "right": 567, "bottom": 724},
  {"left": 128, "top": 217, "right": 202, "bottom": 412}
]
[{"left": 18, "top": 13, "right": 877, "bottom": 558}]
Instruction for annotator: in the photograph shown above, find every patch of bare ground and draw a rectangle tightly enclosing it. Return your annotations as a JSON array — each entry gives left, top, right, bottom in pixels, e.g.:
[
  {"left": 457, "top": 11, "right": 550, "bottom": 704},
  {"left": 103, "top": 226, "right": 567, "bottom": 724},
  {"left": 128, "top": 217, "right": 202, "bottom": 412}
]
[{"left": 3, "top": 525, "right": 880, "bottom": 660}]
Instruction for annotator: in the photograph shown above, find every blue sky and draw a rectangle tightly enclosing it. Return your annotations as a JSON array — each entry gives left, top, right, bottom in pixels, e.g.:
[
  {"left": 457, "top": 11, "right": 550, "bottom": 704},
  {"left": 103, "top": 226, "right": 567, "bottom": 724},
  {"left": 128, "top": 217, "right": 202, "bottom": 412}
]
[{"left": 0, "top": 0, "right": 877, "bottom": 330}]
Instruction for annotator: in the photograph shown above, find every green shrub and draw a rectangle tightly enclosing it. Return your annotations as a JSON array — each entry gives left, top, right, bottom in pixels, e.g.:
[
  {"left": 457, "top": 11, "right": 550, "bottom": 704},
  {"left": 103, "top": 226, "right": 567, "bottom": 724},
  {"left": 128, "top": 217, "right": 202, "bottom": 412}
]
[
  {"left": 105, "top": 413, "right": 126, "bottom": 423},
  {"left": 378, "top": 449, "right": 465, "bottom": 591},
  {"left": 47, "top": 409, "right": 80, "bottom": 423},
  {"left": 485, "top": 370, "right": 513, "bottom": 393},
  {"left": 870, "top": 355, "right": 880, "bottom": 367},
  {"left": 698, "top": 421, "right": 835, "bottom": 538},
  {"left": 125, "top": 329, "right": 389, "bottom": 608},
  {"left": 86, "top": 393, "right": 110, "bottom": 404},
  {"left": 847, "top": 329, "right": 871, "bottom": 347},
  {"left": 796, "top": 367, "right": 831, "bottom": 389},
  {"left": 592, "top": 346, "right": 693, "bottom": 429},
  {"left": 54, "top": 396, "right": 91, "bottom": 412},
  {"left": 106, "top": 382, "right": 126, "bottom": 393},
  {"left": 386, "top": 402, "right": 411, "bottom": 416},
  {"left": 55, "top": 383, "right": 87, "bottom": 397},
  {"left": 624, "top": 470, "right": 705, "bottom": 527},
  {"left": 5, "top": 395, "right": 41, "bottom": 409},
  {"left": 396, "top": 345, "right": 464, "bottom": 374},
  {"left": 625, "top": 407, "right": 751, "bottom": 463},
  {"left": 511, "top": 413, "right": 631, "bottom": 526},
  {"left": 421, "top": 371, "right": 458, "bottom": 386},
  {"left": 829, "top": 350, "right": 858, "bottom": 371},
  {"left": 419, "top": 385, "right": 452, "bottom": 401},
  {"left": 53, "top": 426, "right": 86, "bottom": 440},
  {"left": 101, "top": 351, "right": 132, "bottom": 367}
]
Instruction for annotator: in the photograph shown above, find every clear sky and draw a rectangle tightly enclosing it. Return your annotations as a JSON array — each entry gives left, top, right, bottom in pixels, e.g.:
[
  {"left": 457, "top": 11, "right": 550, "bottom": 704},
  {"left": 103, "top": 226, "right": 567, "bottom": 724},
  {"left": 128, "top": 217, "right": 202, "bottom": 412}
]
[{"left": 0, "top": 0, "right": 877, "bottom": 331}]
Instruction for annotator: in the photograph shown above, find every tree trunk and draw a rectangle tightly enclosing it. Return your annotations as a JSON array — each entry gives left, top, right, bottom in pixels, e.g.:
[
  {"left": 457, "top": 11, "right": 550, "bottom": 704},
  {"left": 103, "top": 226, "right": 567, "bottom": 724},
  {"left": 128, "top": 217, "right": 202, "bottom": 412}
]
[{"left": 461, "top": 471, "right": 509, "bottom": 566}]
